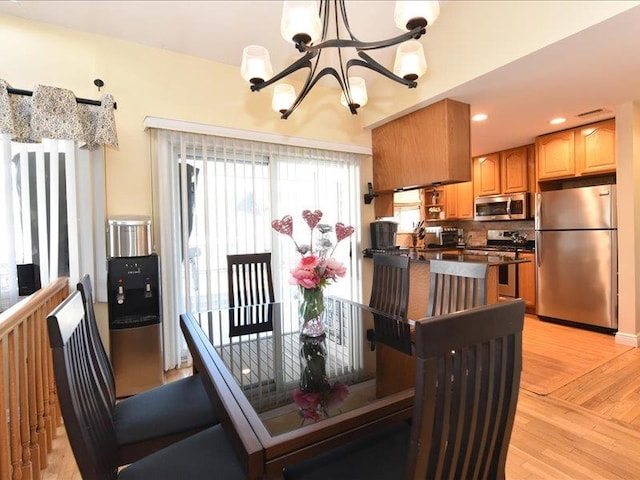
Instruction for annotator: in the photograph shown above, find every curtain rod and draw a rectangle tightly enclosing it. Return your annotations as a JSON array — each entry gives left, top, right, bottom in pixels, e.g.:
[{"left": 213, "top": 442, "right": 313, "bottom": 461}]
[{"left": 6, "top": 87, "right": 118, "bottom": 110}]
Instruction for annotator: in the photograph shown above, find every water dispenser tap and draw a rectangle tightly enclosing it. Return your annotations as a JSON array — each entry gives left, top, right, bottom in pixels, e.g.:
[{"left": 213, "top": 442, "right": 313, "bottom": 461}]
[
  {"left": 116, "top": 285, "right": 125, "bottom": 305},
  {"left": 144, "top": 279, "right": 153, "bottom": 299}
]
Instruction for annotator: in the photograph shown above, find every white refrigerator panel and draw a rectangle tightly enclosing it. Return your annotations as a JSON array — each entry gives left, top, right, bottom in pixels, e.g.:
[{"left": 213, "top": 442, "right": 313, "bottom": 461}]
[
  {"left": 536, "top": 185, "right": 616, "bottom": 230},
  {"left": 536, "top": 230, "right": 617, "bottom": 329}
]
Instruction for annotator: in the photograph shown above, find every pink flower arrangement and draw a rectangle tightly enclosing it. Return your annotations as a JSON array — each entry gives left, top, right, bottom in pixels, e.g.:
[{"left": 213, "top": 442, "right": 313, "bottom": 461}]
[
  {"left": 272, "top": 209, "right": 355, "bottom": 290},
  {"left": 292, "top": 381, "right": 349, "bottom": 422}
]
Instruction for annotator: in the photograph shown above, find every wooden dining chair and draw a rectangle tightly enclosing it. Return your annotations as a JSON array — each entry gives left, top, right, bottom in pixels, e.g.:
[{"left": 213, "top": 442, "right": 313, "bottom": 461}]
[
  {"left": 77, "top": 275, "right": 218, "bottom": 465},
  {"left": 283, "top": 299, "right": 526, "bottom": 480},
  {"left": 47, "top": 291, "right": 246, "bottom": 480},
  {"left": 368, "top": 254, "right": 411, "bottom": 354},
  {"left": 227, "top": 253, "right": 275, "bottom": 307},
  {"left": 227, "top": 253, "right": 275, "bottom": 335},
  {"left": 427, "top": 259, "right": 488, "bottom": 317}
]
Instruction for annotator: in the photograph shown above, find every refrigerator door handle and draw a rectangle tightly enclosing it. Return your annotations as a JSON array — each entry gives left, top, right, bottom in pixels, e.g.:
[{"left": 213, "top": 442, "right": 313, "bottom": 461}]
[
  {"left": 535, "top": 231, "right": 542, "bottom": 267},
  {"left": 535, "top": 192, "right": 541, "bottom": 230}
]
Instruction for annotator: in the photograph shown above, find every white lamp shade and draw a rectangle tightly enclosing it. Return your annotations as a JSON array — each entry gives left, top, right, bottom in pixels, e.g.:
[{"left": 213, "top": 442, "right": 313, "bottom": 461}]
[
  {"left": 340, "top": 77, "right": 368, "bottom": 108},
  {"left": 281, "top": 1, "right": 322, "bottom": 44},
  {"left": 272, "top": 84, "right": 297, "bottom": 113},
  {"left": 240, "top": 45, "right": 273, "bottom": 84},
  {"left": 393, "top": 40, "right": 427, "bottom": 80},
  {"left": 394, "top": 1, "right": 440, "bottom": 30}
]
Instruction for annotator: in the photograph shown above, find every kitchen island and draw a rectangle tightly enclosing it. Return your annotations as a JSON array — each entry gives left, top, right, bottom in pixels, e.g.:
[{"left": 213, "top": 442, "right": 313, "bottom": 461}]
[
  {"left": 370, "top": 249, "right": 530, "bottom": 320},
  {"left": 370, "top": 250, "right": 531, "bottom": 396}
]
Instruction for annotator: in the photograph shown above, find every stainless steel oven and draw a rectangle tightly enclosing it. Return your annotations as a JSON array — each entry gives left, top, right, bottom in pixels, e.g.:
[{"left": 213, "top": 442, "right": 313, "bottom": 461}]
[{"left": 474, "top": 192, "right": 529, "bottom": 221}]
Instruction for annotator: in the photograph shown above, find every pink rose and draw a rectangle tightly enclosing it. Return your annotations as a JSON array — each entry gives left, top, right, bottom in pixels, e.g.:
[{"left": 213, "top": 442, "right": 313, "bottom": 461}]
[
  {"left": 290, "top": 267, "right": 319, "bottom": 288},
  {"left": 299, "top": 255, "right": 320, "bottom": 269},
  {"left": 327, "top": 382, "right": 349, "bottom": 408},
  {"left": 324, "top": 258, "right": 346, "bottom": 280},
  {"left": 293, "top": 390, "right": 321, "bottom": 410}
]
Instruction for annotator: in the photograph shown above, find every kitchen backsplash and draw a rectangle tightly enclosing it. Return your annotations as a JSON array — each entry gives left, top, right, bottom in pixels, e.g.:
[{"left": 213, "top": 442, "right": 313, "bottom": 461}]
[{"left": 429, "top": 219, "right": 534, "bottom": 247}]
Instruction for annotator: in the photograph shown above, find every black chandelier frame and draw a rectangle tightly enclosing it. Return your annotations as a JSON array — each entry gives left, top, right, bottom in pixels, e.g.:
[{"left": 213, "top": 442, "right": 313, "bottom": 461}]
[{"left": 249, "top": 0, "right": 428, "bottom": 119}]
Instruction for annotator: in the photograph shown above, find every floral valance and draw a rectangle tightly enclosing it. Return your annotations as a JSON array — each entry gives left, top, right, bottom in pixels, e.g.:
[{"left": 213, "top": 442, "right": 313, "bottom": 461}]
[{"left": 0, "top": 79, "right": 118, "bottom": 150}]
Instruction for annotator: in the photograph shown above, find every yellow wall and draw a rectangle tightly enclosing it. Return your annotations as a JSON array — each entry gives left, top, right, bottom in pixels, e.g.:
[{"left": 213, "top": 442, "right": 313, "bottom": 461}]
[{"left": 0, "top": 13, "right": 372, "bottom": 219}]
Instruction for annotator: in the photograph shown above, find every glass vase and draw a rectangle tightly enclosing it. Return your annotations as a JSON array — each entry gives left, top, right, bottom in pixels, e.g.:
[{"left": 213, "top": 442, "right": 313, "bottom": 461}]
[{"left": 298, "top": 286, "right": 325, "bottom": 337}]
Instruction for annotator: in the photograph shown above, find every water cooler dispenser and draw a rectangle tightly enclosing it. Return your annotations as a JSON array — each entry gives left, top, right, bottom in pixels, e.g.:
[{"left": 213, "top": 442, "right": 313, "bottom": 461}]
[{"left": 107, "top": 217, "right": 163, "bottom": 397}]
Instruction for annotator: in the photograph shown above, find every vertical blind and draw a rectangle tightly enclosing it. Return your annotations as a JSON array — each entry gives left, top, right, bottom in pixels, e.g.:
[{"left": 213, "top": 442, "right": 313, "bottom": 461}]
[
  {"left": 0, "top": 135, "right": 107, "bottom": 312},
  {"left": 153, "top": 129, "right": 362, "bottom": 368}
]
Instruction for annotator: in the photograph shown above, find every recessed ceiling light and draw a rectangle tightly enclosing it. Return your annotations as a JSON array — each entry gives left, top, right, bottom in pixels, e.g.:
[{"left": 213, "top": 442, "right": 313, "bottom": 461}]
[
  {"left": 472, "top": 113, "right": 488, "bottom": 122},
  {"left": 549, "top": 117, "right": 566, "bottom": 125}
]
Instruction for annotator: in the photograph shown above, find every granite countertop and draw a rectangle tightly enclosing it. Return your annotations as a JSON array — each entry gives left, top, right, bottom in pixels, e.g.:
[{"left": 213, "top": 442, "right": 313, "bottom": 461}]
[{"left": 406, "top": 251, "right": 531, "bottom": 265}]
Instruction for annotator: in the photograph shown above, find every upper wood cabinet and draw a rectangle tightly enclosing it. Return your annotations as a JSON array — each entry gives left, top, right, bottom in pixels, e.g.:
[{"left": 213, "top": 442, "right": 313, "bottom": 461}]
[
  {"left": 473, "top": 145, "right": 532, "bottom": 197},
  {"left": 473, "top": 153, "right": 500, "bottom": 197},
  {"left": 501, "top": 146, "right": 530, "bottom": 193},
  {"left": 536, "top": 129, "right": 575, "bottom": 180},
  {"left": 536, "top": 119, "right": 615, "bottom": 181},
  {"left": 445, "top": 181, "right": 474, "bottom": 219},
  {"left": 575, "top": 119, "right": 616, "bottom": 175},
  {"left": 372, "top": 99, "right": 471, "bottom": 192}
]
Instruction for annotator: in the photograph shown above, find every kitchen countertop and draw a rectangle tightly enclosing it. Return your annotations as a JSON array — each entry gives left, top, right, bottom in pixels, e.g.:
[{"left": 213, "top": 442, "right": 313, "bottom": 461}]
[{"left": 406, "top": 251, "right": 531, "bottom": 265}]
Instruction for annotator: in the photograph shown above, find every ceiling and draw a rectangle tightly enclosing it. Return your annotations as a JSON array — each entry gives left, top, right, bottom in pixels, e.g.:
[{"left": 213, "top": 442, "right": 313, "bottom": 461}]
[{"left": 2, "top": 1, "right": 640, "bottom": 156}]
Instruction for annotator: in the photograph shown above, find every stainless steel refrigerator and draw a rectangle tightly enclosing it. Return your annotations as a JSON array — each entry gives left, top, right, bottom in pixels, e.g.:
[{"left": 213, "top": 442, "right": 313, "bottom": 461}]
[{"left": 535, "top": 184, "right": 617, "bottom": 329}]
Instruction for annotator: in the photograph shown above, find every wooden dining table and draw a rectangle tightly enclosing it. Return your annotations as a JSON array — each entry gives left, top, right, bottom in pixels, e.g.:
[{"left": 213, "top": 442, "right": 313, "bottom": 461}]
[{"left": 180, "top": 297, "right": 417, "bottom": 479}]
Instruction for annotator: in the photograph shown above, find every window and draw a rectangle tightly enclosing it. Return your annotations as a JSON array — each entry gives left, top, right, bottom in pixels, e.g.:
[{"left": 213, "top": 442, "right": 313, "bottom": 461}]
[
  {"left": 0, "top": 136, "right": 106, "bottom": 312},
  {"left": 153, "top": 129, "right": 362, "bottom": 368}
]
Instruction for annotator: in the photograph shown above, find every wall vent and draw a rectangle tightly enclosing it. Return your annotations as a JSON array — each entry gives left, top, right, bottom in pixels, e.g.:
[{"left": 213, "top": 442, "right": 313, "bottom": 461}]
[{"left": 575, "top": 108, "right": 611, "bottom": 118}]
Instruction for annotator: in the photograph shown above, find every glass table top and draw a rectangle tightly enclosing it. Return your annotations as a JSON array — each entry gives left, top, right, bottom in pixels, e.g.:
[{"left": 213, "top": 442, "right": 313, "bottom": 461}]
[{"left": 189, "top": 297, "right": 408, "bottom": 436}]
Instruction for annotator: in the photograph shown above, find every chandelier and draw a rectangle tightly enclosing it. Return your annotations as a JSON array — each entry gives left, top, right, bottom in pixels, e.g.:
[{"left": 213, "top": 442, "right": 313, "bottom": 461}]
[{"left": 240, "top": 1, "right": 440, "bottom": 119}]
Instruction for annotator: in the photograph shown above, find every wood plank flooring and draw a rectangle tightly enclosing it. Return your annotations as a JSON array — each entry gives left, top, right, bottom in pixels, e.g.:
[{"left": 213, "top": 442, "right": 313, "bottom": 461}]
[{"left": 42, "top": 316, "right": 640, "bottom": 479}]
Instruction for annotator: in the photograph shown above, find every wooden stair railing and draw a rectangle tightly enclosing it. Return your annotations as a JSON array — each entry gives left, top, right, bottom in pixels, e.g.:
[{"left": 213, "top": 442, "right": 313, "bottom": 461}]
[{"left": 0, "top": 278, "right": 69, "bottom": 480}]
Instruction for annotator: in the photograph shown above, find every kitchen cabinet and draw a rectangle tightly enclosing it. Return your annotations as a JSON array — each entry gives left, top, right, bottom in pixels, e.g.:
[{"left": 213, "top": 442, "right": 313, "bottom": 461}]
[
  {"left": 536, "top": 119, "right": 615, "bottom": 181},
  {"left": 501, "top": 146, "right": 530, "bottom": 193},
  {"left": 473, "top": 153, "right": 500, "bottom": 197},
  {"left": 444, "top": 181, "right": 474, "bottom": 219},
  {"left": 517, "top": 252, "right": 535, "bottom": 310},
  {"left": 372, "top": 98, "right": 471, "bottom": 192},
  {"left": 575, "top": 119, "right": 616, "bottom": 175},
  {"left": 473, "top": 145, "right": 532, "bottom": 197}
]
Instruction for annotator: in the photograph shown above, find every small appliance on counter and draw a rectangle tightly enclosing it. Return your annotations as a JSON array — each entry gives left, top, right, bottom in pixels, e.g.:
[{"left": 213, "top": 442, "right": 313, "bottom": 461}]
[
  {"left": 107, "top": 216, "right": 163, "bottom": 397},
  {"left": 369, "top": 219, "right": 398, "bottom": 250},
  {"left": 422, "top": 226, "right": 458, "bottom": 248}
]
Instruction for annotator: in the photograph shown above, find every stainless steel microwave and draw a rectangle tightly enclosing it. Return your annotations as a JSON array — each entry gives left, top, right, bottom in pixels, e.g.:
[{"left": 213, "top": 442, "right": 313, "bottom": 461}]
[{"left": 474, "top": 192, "right": 529, "bottom": 221}]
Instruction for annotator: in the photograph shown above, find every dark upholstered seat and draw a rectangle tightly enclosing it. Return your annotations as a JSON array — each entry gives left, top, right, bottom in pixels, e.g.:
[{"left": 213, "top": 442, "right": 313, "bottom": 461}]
[
  {"left": 47, "top": 291, "right": 244, "bottom": 480},
  {"left": 368, "top": 254, "right": 411, "bottom": 354},
  {"left": 77, "top": 275, "right": 218, "bottom": 465},
  {"left": 284, "top": 299, "right": 526, "bottom": 480},
  {"left": 427, "top": 259, "right": 488, "bottom": 316}
]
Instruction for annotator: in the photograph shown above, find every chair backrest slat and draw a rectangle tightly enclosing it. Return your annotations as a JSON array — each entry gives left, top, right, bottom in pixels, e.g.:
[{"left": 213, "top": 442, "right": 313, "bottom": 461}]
[
  {"left": 369, "top": 254, "right": 411, "bottom": 354},
  {"left": 408, "top": 299, "right": 525, "bottom": 480},
  {"left": 47, "top": 291, "right": 118, "bottom": 480},
  {"left": 78, "top": 275, "right": 116, "bottom": 408},
  {"left": 227, "top": 253, "right": 275, "bottom": 307},
  {"left": 428, "top": 260, "right": 488, "bottom": 317}
]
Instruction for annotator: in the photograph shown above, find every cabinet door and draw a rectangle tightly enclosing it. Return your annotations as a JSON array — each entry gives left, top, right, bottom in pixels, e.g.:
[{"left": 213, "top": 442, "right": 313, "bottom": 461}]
[
  {"left": 473, "top": 153, "right": 501, "bottom": 197},
  {"left": 501, "top": 147, "right": 528, "bottom": 193},
  {"left": 517, "top": 253, "right": 535, "bottom": 309},
  {"left": 575, "top": 118, "right": 616, "bottom": 175},
  {"left": 444, "top": 184, "right": 458, "bottom": 219},
  {"left": 456, "top": 181, "right": 474, "bottom": 219},
  {"left": 536, "top": 129, "right": 575, "bottom": 180}
]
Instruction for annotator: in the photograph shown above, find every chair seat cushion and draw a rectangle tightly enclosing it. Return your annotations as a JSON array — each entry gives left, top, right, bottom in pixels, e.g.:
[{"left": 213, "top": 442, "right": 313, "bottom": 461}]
[
  {"left": 283, "top": 422, "right": 410, "bottom": 480},
  {"left": 114, "top": 374, "right": 218, "bottom": 446},
  {"left": 118, "top": 424, "right": 245, "bottom": 480}
]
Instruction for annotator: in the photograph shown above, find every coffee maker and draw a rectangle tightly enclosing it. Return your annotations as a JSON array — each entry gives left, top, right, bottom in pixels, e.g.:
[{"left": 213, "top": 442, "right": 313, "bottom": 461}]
[
  {"left": 107, "top": 217, "right": 163, "bottom": 397},
  {"left": 370, "top": 220, "right": 398, "bottom": 250}
]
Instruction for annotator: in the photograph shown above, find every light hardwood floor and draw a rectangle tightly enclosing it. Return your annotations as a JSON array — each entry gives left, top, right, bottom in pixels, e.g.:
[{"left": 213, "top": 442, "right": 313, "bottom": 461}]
[{"left": 42, "top": 316, "right": 640, "bottom": 479}]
